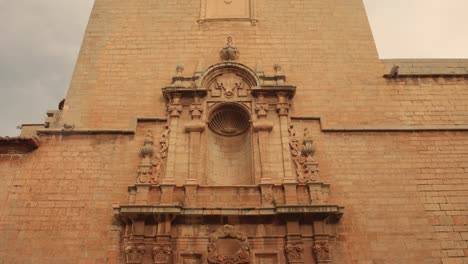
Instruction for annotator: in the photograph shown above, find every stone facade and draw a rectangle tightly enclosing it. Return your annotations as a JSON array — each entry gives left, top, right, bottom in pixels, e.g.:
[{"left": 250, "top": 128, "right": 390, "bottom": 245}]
[{"left": 1, "top": 0, "right": 468, "bottom": 263}]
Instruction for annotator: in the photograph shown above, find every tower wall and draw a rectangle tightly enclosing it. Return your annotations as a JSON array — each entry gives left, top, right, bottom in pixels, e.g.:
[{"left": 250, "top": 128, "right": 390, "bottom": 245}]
[{"left": 1, "top": 1, "right": 468, "bottom": 263}]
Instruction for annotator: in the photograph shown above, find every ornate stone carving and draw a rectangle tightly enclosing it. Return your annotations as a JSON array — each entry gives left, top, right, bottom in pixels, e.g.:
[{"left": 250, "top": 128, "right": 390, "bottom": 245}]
[
  {"left": 153, "top": 243, "right": 172, "bottom": 264},
  {"left": 208, "top": 104, "right": 250, "bottom": 136},
  {"left": 136, "top": 127, "right": 170, "bottom": 185},
  {"left": 284, "top": 241, "right": 304, "bottom": 263},
  {"left": 313, "top": 242, "right": 331, "bottom": 263},
  {"left": 211, "top": 75, "right": 247, "bottom": 99},
  {"left": 288, "top": 126, "right": 319, "bottom": 184},
  {"left": 168, "top": 94, "right": 183, "bottom": 117},
  {"left": 125, "top": 244, "right": 146, "bottom": 264},
  {"left": 255, "top": 93, "right": 268, "bottom": 119},
  {"left": 276, "top": 92, "right": 290, "bottom": 116},
  {"left": 137, "top": 130, "right": 155, "bottom": 184},
  {"left": 207, "top": 225, "right": 250, "bottom": 264},
  {"left": 152, "top": 127, "right": 170, "bottom": 184},
  {"left": 220, "top": 37, "right": 240, "bottom": 61},
  {"left": 190, "top": 96, "right": 204, "bottom": 119}
]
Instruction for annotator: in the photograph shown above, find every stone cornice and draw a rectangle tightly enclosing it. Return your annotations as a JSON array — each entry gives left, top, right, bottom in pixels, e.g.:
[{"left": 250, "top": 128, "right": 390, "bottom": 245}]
[
  {"left": 114, "top": 205, "right": 344, "bottom": 218},
  {"left": 0, "top": 136, "right": 40, "bottom": 154}
]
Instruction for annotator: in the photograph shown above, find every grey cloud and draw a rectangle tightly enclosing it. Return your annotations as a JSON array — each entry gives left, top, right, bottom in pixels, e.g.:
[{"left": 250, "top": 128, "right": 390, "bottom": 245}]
[{"left": 0, "top": 0, "right": 94, "bottom": 136}]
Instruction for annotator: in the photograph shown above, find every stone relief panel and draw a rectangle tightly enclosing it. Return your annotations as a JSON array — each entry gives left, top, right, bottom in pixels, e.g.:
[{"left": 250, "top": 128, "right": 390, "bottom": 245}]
[
  {"left": 208, "top": 72, "right": 250, "bottom": 99},
  {"left": 202, "top": 0, "right": 253, "bottom": 20}
]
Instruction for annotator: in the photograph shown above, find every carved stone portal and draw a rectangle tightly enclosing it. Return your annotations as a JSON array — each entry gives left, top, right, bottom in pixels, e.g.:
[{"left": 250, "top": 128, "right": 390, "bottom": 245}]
[{"left": 207, "top": 225, "right": 250, "bottom": 264}]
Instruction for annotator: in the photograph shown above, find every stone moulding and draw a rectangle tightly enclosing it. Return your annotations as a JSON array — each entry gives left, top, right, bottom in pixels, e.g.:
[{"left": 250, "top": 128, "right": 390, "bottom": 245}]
[
  {"left": 0, "top": 136, "right": 40, "bottom": 154},
  {"left": 113, "top": 205, "right": 344, "bottom": 219}
]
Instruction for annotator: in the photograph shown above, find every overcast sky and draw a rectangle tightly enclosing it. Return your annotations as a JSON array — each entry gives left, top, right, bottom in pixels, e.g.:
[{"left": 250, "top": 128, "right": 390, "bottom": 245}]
[{"left": 1, "top": 0, "right": 467, "bottom": 136}]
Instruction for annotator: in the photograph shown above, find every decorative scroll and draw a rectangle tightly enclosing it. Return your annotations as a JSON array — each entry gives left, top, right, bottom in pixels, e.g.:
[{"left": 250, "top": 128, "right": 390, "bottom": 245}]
[
  {"left": 288, "top": 126, "right": 319, "bottom": 184},
  {"left": 125, "top": 244, "right": 146, "bottom": 264},
  {"left": 284, "top": 241, "right": 304, "bottom": 263},
  {"left": 207, "top": 225, "right": 250, "bottom": 264}
]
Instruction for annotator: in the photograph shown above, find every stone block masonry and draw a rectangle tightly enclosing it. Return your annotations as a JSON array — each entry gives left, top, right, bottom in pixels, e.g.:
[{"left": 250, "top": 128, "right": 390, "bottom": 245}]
[{"left": 0, "top": 0, "right": 467, "bottom": 263}]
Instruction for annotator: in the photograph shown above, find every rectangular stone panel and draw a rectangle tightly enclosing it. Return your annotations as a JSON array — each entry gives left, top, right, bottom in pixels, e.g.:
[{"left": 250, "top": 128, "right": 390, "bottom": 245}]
[{"left": 206, "top": 0, "right": 251, "bottom": 19}]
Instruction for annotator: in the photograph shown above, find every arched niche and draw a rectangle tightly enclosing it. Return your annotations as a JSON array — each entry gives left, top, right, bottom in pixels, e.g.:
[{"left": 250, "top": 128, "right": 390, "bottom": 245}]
[{"left": 202, "top": 63, "right": 258, "bottom": 185}]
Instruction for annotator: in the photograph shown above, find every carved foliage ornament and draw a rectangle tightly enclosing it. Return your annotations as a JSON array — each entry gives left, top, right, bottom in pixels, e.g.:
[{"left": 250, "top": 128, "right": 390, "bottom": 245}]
[
  {"left": 125, "top": 244, "right": 146, "bottom": 264},
  {"left": 207, "top": 225, "right": 250, "bottom": 264},
  {"left": 153, "top": 244, "right": 172, "bottom": 264},
  {"left": 288, "top": 126, "right": 319, "bottom": 184},
  {"left": 313, "top": 242, "right": 331, "bottom": 263},
  {"left": 284, "top": 242, "right": 304, "bottom": 263}
]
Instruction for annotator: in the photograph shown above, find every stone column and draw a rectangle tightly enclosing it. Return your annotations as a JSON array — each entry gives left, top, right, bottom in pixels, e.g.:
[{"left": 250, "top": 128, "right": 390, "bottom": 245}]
[
  {"left": 161, "top": 93, "right": 181, "bottom": 204},
  {"left": 253, "top": 93, "right": 273, "bottom": 182},
  {"left": 313, "top": 221, "right": 333, "bottom": 264},
  {"left": 285, "top": 220, "right": 304, "bottom": 264},
  {"left": 277, "top": 92, "right": 297, "bottom": 205},
  {"left": 153, "top": 214, "right": 174, "bottom": 264},
  {"left": 253, "top": 93, "right": 275, "bottom": 206},
  {"left": 185, "top": 95, "right": 205, "bottom": 185}
]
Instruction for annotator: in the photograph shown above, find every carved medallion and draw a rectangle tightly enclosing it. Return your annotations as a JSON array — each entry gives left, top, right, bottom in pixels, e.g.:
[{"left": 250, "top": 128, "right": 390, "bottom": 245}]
[{"left": 207, "top": 225, "right": 250, "bottom": 264}]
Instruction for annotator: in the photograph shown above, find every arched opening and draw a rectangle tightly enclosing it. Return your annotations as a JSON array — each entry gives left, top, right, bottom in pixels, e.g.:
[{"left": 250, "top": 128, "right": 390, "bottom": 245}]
[{"left": 206, "top": 103, "right": 253, "bottom": 185}]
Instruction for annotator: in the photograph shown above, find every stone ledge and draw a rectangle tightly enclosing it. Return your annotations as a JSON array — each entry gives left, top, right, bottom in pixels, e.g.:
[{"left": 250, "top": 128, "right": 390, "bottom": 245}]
[
  {"left": 382, "top": 59, "right": 468, "bottom": 78},
  {"left": 114, "top": 205, "right": 344, "bottom": 218},
  {"left": 0, "top": 136, "right": 40, "bottom": 154},
  {"left": 291, "top": 116, "right": 468, "bottom": 132}
]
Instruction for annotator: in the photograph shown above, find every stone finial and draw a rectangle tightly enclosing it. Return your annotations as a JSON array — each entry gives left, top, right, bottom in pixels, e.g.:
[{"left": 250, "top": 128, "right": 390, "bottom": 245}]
[
  {"left": 220, "top": 36, "right": 240, "bottom": 61},
  {"left": 274, "top": 64, "right": 283, "bottom": 75},
  {"left": 301, "top": 128, "right": 315, "bottom": 157},
  {"left": 176, "top": 64, "right": 184, "bottom": 76}
]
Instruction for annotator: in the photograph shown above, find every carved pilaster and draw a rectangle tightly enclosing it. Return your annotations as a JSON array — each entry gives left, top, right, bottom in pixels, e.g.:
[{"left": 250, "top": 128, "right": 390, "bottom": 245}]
[
  {"left": 276, "top": 92, "right": 295, "bottom": 185},
  {"left": 125, "top": 244, "right": 146, "bottom": 264},
  {"left": 186, "top": 96, "right": 205, "bottom": 184},
  {"left": 164, "top": 93, "right": 180, "bottom": 185},
  {"left": 284, "top": 241, "right": 304, "bottom": 263}
]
